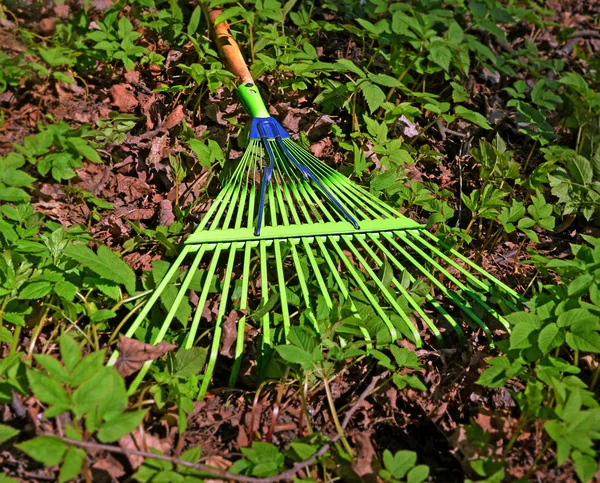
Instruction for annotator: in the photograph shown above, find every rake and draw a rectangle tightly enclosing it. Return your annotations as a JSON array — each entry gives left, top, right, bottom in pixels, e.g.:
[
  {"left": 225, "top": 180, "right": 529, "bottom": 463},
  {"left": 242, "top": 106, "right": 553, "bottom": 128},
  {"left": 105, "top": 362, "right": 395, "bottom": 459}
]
[{"left": 109, "top": 7, "right": 524, "bottom": 398}]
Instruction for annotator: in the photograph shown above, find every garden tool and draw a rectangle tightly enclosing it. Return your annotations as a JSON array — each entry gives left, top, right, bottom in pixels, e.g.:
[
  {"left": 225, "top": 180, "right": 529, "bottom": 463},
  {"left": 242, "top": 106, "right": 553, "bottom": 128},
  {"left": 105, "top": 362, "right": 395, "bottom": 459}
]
[{"left": 109, "top": 6, "right": 524, "bottom": 398}]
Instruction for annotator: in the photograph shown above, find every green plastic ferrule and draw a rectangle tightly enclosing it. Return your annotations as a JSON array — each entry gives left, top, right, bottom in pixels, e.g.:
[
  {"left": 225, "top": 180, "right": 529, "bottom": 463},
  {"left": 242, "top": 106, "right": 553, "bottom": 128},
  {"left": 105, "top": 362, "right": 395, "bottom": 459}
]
[{"left": 236, "top": 83, "right": 270, "bottom": 118}]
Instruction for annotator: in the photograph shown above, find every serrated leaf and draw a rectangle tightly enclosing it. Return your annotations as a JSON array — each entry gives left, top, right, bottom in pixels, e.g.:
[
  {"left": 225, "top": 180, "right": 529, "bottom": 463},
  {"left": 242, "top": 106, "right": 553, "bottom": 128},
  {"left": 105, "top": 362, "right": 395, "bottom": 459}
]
[
  {"left": 428, "top": 43, "right": 451, "bottom": 71},
  {"left": 97, "top": 410, "right": 147, "bottom": 442},
  {"left": 359, "top": 81, "right": 386, "bottom": 113},
  {"left": 335, "top": 58, "right": 366, "bottom": 78},
  {"left": 16, "top": 436, "right": 68, "bottom": 466},
  {"left": 538, "top": 324, "right": 564, "bottom": 354},
  {"left": 59, "top": 447, "right": 86, "bottom": 483},
  {"left": 64, "top": 245, "right": 135, "bottom": 295},
  {"left": 27, "top": 370, "right": 70, "bottom": 406},
  {"left": 0, "top": 424, "right": 19, "bottom": 444},
  {"left": 18, "top": 281, "right": 53, "bottom": 300},
  {"left": 455, "top": 106, "right": 492, "bottom": 129},
  {"left": 168, "top": 347, "right": 207, "bottom": 378},
  {"left": 0, "top": 187, "right": 30, "bottom": 202},
  {"left": 566, "top": 331, "right": 600, "bottom": 353},
  {"left": 59, "top": 334, "right": 82, "bottom": 373}
]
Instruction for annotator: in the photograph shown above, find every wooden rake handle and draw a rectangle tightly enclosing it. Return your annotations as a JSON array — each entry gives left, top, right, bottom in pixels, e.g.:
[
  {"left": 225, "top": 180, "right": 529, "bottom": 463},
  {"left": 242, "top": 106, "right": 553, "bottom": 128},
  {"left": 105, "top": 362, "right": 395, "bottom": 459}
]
[{"left": 203, "top": 5, "right": 254, "bottom": 84}]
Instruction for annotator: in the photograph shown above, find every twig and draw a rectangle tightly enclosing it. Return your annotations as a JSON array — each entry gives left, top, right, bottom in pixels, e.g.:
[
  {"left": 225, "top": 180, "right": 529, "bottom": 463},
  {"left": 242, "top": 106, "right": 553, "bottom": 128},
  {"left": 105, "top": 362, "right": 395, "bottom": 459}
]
[{"left": 57, "top": 372, "right": 388, "bottom": 483}]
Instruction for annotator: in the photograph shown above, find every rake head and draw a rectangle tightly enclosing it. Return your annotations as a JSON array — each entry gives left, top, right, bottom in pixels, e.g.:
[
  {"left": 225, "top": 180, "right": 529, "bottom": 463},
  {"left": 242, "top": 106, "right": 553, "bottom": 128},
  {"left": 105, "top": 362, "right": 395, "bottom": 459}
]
[{"left": 109, "top": 85, "right": 524, "bottom": 398}]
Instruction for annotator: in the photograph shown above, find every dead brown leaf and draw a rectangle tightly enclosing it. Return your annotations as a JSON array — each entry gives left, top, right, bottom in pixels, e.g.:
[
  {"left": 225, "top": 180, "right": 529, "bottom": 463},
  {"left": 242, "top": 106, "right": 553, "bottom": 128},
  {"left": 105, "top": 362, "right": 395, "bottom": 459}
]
[
  {"left": 118, "top": 431, "right": 171, "bottom": 470},
  {"left": 116, "top": 174, "right": 152, "bottom": 202},
  {"left": 115, "top": 336, "right": 177, "bottom": 377},
  {"left": 220, "top": 309, "right": 246, "bottom": 358},
  {"left": 157, "top": 199, "right": 175, "bottom": 226},
  {"left": 110, "top": 84, "right": 139, "bottom": 112},
  {"left": 351, "top": 431, "right": 377, "bottom": 482},
  {"left": 161, "top": 105, "right": 185, "bottom": 130}
]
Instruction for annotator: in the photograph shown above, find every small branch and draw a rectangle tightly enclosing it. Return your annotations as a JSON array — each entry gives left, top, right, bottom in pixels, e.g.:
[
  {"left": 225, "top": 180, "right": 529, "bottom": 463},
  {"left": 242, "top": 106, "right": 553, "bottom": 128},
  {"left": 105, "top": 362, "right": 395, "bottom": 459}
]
[{"left": 58, "top": 372, "right": 389, "bottom": 483}]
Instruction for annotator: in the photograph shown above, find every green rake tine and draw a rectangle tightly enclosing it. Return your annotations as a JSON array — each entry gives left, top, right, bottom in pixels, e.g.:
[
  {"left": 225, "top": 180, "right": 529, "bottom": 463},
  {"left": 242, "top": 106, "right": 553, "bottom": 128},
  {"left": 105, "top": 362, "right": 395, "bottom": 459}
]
[
  {"left": 384, "top": 232, "right": 494, "bottom": 341},
  {"left": 200, "top": 145, "right": 259, "bottom": 398},
  {"left": 258, "top": 239, "right": 271, "bottom": 379},
  {"left": 421, "top": 230, "right": 525, "bottom": 304},
  {"left": 272, "top": 156, "right": 320, "bottom": 328},
  {"left": 107, "top": 246, "right": 192, "bottom": 368},
  {"left": 354, "top": 235, "right": 448, "bottom": 345},
  {"left": 274, "top": 154, "right": 333, "bottom": 309},
  {"left": 267, "top": 176, "right": 291, "bottom": 340},
  {"left": 199, "top": 244, "right": 237, "bottom": 399},
  {"left": 230, "top": 143, "right": 261, "bottom": 387},
  {"left": 340, "top": 236, "right": 423, "bottom": 344},
  {"left": 279, "top": 155, "right": 373, "bottom": 343},
  {"left": 229, "top": 241, "right": 251, "bottom": 387},
  {"left": 283, "top": 162, "right": 377, "bottom": 344},
  {"left": 328, "top": 238, "right": 404, "bottom": 344},
  {"left": 397, "top": 231, "right": 511, "bottom": 331},
  {"left": 364, "top": 234, "right": 466, "bottom": 345}
]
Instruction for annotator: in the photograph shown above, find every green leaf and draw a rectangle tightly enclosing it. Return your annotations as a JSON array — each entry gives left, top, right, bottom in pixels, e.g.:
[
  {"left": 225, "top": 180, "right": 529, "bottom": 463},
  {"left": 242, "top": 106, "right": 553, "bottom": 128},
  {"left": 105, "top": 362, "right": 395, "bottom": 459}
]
[
  {"left": 566, "top": 331, "right": 600, "bottom": 353},
  {"left": 359, "top": 81, "right": 386, "bottom": 113},
  {"left": 455, "top": 106, "right": 492, "bottom": 129},
  {"left": 72, "top": 367, "right": 118, "bottom": 418},
  {"left": 335, "top": 59, "right": 366, "bottom": 78},
  {"left": 27, "top": 369, "right": 71, "bottom": 406},
  {"left": 168, "top": 347, "right": 207, "bottom": 378},
  {"left": 569, "top": 156, "right": 593, "bottom": 185},
  {"left": 97, "top": 410, "right": 147, "bottom": 443},
  {"left": 64, "top": 245, "right": 136, "bottom": 295},
  {"left": 568, "top": 274, "right": 594, "bottom": 297},
  {"left": 18, "top": 281, "right": 53, "bottom": 300},
  {"left": 67, "top": 138, "right": 101, "bottom": 163},
  {"left": 382, "top": 449, "right": 416, "bottom": 479},
  {"left": 60, "top": 334, "right": 82, "bottom": 372},
  {"left": 275, "top": 345, "right": 314, "bottom": 368},
  {"left": 0, "top": 423, "right": 19, "bottom": 444},
  {"left": 0, "top": 187, "right": 30, "bottom": 202},
  {"left": 59, "top": 447, "right": 86, "bottom": 483},
  {"left": 33, "top": 354, "right": 70, "bottom": 382},
  {"left": 2, "top": 168, "right": 36, "bottom": 187},
  {"left": 70, "top": 350, "right": 106, "bottom": 386},
  {"left": 428, "top": 43, "right": 451, "bottom": 71},
  {"left": 368, "top": 73, "right": 401, "bottom": 87},
  {"left": 187, "top": 5, "right": 201, "bottom": 35},
  {"left": 509, "top": 320, "right": 538, "bottom": 350},
  {"left": 407, "top": 465, "right": 430, "bottom": 483},
  {"left": 17, "top": 436, "right": 68, "bottom": 466},
  {"left": 537, "top": 324, "right": 564, "bottom": 354},
  {"left": 572, "top": 451, "right": 598, "bottom": 483}
]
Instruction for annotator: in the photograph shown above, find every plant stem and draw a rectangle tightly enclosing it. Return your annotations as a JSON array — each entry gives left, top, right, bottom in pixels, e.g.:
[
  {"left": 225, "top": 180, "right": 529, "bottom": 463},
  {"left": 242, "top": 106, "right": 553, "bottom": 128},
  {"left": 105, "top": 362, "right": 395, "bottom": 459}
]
[
  {"left": 503, "top": 413, "right": 527, "bottom": 457},
  {"left": 590, "top": 360, "right": 600, "bottom": 390},
  {"left": 322, "top": 371, "right": 353, "bottom": 457},
  {"left": 524, "top": 439, "right": 553, "bottom": 480}
]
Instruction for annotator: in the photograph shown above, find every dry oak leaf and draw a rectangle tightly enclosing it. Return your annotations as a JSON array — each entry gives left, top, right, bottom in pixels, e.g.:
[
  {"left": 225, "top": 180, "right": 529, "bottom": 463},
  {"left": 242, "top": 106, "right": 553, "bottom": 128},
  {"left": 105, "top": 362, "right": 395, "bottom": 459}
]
[
  {"left": 115, "top": 336, "right": 177, "bottom": 377},
  {"left": 110, "top": 84, "right": 139, "bottom": 112},
  {"left": 161, "top": 104, "right": 186, "bottom": 130}
]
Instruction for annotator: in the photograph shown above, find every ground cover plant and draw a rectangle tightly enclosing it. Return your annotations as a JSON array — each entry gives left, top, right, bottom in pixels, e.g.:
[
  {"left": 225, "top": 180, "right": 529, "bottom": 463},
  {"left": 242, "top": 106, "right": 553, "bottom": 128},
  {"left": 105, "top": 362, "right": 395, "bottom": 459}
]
[{"left": 0, "top": 0, "right": 599, "bottom": 481}]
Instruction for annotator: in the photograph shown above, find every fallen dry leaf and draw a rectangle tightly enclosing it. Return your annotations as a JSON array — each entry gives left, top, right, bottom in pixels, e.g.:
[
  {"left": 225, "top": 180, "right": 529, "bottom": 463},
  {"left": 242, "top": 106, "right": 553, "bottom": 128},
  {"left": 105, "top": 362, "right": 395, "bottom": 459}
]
[
  {"left": 351, "top": 431, "right": 377, "bottom": 481},
  {"left": 220, "top": 309, "right": 246, "bottom": 358},
  {"left": 115, "top": 336, "right": 177, "bottom": 377},
  {"left": 119, "top": 431, "right": 171, "bottom": 470},
  {"left": 110, "top": 84, "right": 139, "bottom": 112},
  {"left": 161, "top": 105, "right": 185, "bottom": 130}
]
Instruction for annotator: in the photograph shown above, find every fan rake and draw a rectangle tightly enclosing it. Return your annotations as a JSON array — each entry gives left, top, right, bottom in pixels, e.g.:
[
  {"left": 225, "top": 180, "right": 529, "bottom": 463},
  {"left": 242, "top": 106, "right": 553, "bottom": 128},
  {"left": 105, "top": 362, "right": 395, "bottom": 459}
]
[{"left": 108, "top": 7, "right": 524, "bottom": 398}]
